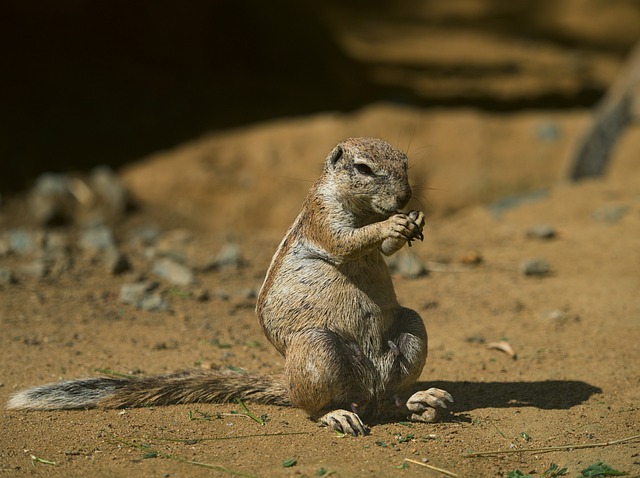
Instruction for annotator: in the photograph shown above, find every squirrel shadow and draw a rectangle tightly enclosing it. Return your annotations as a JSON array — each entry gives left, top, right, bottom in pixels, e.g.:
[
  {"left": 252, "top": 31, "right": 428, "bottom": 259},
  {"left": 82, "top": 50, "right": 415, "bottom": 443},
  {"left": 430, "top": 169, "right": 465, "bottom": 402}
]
[{"left": 416, "top": 380, "right": 602, "bottom": 412}]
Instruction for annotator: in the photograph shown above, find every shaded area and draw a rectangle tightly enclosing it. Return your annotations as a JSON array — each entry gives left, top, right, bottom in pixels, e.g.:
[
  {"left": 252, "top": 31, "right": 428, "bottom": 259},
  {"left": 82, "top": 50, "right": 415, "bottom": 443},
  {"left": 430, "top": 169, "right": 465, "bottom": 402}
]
[
  {"left": 422, "top": 380, "right": 603, "bottom": 412},
  {"left": 0, "top": 0, "right": 374, "bottom": 193}
]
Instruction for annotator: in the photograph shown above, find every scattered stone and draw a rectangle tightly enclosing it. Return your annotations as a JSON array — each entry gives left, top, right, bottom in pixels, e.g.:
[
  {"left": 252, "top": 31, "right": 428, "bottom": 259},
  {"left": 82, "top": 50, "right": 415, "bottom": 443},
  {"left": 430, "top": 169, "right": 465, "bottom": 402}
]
[
  {"left": 20, "top": 259, "right": 49, "bottom": 279},
  {"left": 29, "top": 173, "right": 75, "bottom": 226},
  {"left": 526, "top": 224, "right": 557, "bottom": 240},
  {"left": 213, "top": 242, "right": 244, "bottom": 269},
  {"left": 6, "top": 229, "right": 39, "bottom": 255},
  {"left": 535, "top": 121, "right": 561, "bottom": 142},
  {"left": 152, "top": 257, "right": 194, "bottom": 286},
  {"left": 592, "top": 205, "right": 629, "bottom": 223},
  {"left": 105, "top": 248, "right": 131, "bottom": 275},
  {"left": 457, "top": 250, "right": 483, "bottom": 265},
  {"left": 194, "top": 288, "right": 211, "bottom": 302},
  {"left": 386, "top": 251, "right": 427, "bottom": 279},
  {"left": 127, "top": 225, "right": 161, "bottom": 248},
  {"left": 241, "top": 287, "right": 259, "bottom": 300},
  {"left": 213, "top": 289, "right": 230, "bottom": 301},
  {"left": 520, "top": 258, "right": 552, "bottom": 277},
  {"left": 0, "top": 268, "right": 16, "bottom": 285},
  {"left": 156, "top": 229, "right": 193, "bottom": 263},
  {"left": 119, "top": 282, "right": 169, "bottom": 311},
  {"left": 89, "top": 166, "right": 129, "bottom": 215},
  {"left": 79, "top": 224, "right": 116, "bottom": 252},
  {"left": 487, "top": 189, "right": 548, "bottom": 217}
]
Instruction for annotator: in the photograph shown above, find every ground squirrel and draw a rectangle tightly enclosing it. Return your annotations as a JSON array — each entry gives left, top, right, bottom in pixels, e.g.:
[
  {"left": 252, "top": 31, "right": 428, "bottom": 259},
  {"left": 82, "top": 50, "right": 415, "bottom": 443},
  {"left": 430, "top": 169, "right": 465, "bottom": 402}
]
[{"left": 7, "top": 137, "right": 452, "bottom": 435}]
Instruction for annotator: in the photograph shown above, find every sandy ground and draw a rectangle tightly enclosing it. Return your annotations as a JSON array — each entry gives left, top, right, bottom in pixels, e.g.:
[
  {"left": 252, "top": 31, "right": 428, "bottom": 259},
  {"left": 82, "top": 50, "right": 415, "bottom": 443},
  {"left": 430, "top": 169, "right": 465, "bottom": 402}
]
[{"left": 1, "top": 102, "right": 639, "bottom": 477}]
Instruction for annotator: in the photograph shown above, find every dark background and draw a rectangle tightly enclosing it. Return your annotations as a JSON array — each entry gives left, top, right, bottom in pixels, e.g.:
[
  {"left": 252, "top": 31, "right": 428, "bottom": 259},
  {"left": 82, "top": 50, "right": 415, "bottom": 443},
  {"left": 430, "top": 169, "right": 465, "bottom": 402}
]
[{"left": 2, "top": 0, "right": 639, "bottom": 193}]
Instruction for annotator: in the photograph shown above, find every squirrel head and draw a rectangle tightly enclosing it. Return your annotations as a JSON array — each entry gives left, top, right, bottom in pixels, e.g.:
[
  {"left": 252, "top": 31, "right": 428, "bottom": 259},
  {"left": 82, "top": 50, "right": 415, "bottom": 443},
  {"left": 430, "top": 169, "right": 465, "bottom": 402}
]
[{"left": 321, "top": 137, "right": 412, "bottom": 221}]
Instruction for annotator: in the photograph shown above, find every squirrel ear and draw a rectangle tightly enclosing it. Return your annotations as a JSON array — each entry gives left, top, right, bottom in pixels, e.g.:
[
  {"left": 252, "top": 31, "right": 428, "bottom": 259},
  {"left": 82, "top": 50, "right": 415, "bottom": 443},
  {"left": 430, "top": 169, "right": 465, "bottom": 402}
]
[{"left": 327, "top": 145, "right": 344, "bottom": 168}]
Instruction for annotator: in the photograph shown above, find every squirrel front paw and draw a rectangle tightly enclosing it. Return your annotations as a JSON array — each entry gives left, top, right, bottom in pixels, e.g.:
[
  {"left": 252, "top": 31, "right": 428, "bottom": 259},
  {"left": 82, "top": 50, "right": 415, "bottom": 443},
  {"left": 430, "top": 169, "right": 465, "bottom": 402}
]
[{"left": 387, "top": 211, "right": 424, "bottom": 243}]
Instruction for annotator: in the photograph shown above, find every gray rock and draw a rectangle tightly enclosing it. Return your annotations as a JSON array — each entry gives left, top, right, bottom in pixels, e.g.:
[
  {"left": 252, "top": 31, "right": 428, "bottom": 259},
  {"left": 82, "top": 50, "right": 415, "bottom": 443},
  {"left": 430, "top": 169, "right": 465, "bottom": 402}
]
[
  {"left": 105, "top": 248, "right": 131, "bottom": 275},
  {"left": 0, "top": 268, "right": 16, "bottom": 285},
  {"left": 79, "top": 224, "right": 116, "bottom": 252},
  {"left": 520, "top": 258, "right": 552, "bottom": 277},
  {"left": 20, "top": 259, "right": 49, "bottom": 279},
  {"left": 386, "top": 251, "right": 427, "bottom": 279},
  {"left": 214, "top": 242, "right": 244, "bottom": 269},
  {"left": 29, "top": 173, "right": 75, "bottom": 226},
  {"left": 535, "top": 122, "right": 561, "bottom": 142},
  {"left": 119, "top": 282, "right": 169, "bottom": 312},
  {"left": 156, "top": 229, "right": 192, "bottom": 263},
  {"left": 6, "top": 229, "right": 38, "bottom": 255},
  {"left": 152, "top": 257, "right": 194, "bottom": 286},
  {"left": 90, "top": 166, "right": 129, "bottom": 215},
  {"left": 592, "top": 205, "right": 629, "bottom": 223},
  {"left": 526, "top": 224, "right": 556, "bottom": 240},
  {"left": 127, "top": 225, "right": 161, "bottom": 247}
]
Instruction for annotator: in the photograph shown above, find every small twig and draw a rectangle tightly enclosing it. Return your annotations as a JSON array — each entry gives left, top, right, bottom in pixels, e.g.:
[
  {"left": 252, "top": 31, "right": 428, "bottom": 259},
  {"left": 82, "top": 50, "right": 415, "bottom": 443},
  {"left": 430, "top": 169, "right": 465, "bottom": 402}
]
[
  {"left": 464, "top": 434, "right": 640, "bottom": 457},
  {"left": 424, "top": 262, "right": 473, "bottom": 273},
  {"left": 235, "top": 398, "right": 266, "bottom": 425},
  {"left": 30, "top": 455, "right": 56, "bottom": 466},
  {"left": 403, "top": 458, "right": 459, "bottom": 477}
]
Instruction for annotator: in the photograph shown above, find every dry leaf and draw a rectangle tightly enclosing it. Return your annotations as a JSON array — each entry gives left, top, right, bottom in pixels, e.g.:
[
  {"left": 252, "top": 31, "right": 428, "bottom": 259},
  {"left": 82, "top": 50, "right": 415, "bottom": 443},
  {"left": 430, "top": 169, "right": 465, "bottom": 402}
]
[{"left": 487, "top": 341, "right": 517, "bottom": 359}]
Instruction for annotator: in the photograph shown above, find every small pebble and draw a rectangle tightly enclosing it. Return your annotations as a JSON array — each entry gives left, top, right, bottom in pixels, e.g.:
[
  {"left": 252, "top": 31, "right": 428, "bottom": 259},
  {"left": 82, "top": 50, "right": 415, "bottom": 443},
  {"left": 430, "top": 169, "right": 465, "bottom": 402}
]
[
  {"left": 79, "top": 224, "right": 116, "bottom": 252},
  {"left": 592, "top": 205, "right": 628, "bottom": 223},
  {"left": 214, "top": 242, "right": 244, "bottom": 269},
  {"left": 386, "top": 251, "right": 427, "bottom": 279},
  {"left": 89, "top": 166, "right": 129, "bottom": 215},
  {"left": 105, "top": 248, "right": 131, "bottom": 275},
  {"left": 526, "top": 224, "right": 556, "bottom": 240},
  {"left": 6, "top": 229, "right": 38, "bottom": 255},
  {"left": 520, "top": 258, "right": 551, "bottom": 276},
  {"left": 535, "top": 122, "right": 561, "bottom": 142},
  {"left": 152, "top": 258, "right": 194, "bottom": 286},
  {"left": 0, "top": 268, "right": 16, "bottom": 285},
  {"left": 119, "top": 282, "right": 169, "bottom": 312}
]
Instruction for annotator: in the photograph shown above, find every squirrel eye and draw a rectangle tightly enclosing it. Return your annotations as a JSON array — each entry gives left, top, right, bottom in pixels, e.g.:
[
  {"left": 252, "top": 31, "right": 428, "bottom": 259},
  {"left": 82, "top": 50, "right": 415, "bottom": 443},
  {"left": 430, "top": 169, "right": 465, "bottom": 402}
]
[{"left": 354, "top": 163, "right": 375, "bottom": 176}]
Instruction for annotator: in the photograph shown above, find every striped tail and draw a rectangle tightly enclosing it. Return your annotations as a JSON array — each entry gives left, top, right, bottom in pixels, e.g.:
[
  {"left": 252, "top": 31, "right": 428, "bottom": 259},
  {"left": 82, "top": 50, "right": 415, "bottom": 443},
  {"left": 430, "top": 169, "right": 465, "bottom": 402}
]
[{"left": 7, "top": 370, "right": 290, "bottom": 410}]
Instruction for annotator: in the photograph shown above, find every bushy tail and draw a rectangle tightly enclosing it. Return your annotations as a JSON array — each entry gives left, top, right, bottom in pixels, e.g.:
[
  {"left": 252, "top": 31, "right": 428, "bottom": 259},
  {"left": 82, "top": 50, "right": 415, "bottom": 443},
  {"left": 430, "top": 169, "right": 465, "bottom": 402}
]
[{"left": 7, "top": 370, "right": 290, "bottom": 410}]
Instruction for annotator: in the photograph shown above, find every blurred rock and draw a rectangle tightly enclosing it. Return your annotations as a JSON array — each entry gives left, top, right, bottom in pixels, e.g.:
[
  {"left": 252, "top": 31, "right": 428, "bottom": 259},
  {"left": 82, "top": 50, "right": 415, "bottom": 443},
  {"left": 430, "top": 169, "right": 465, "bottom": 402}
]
[
  {"left": 156, "top": 229, "right": 193, "bottom": 263},
  {"left": 0, "top": 268, "right": 17, "bottom": 285},
  {"left": 535, "top": 121, "right": 561, "bottom": 142},
  {"left": 29, "top": 173, "right": 76, "bottom": 226},
  {"left": 592, "top": 205, "right": 629, "bottom": 223},
  {"left": 526, "top": 224, "right": 557, "bottom": 240},
  {"left": 105, "top": 248, "right": 131, "bottom": 275},
  {"left": 152, "top": 257, "right": 194, "bottom": 286},
  {"left": 119, "top": 282, "right": 168, "bottom": 311},
  {"left": 213, "top": 242, "right": 244, "bottom": 269},
  {"left": 89, "top": 166, "right": 129, "bottom": 216},
  {"left": 127, "top": 225, "right": 161, "bottom": 248},
  {"left": 520, "top": 258, "right": 552, "bottom": 276},
  {"left": 6, "top": 229, "right": 39, "bottom": 255},
  {"left": 79, "top": 224, "right": 116, "bottom": 252},
  {"left": 386, "top": 251, "right": 427, "bottom": 279},
  {"left": 20, "top": 259, "right": 49, "bottom": 279}
]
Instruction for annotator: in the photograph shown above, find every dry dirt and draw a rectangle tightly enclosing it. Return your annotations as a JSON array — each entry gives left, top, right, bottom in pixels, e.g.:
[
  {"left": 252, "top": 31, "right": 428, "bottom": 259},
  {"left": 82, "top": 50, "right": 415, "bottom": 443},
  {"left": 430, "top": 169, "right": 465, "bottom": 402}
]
[{"left": 1, "top": 102, "right": 639, "bottom": 477}]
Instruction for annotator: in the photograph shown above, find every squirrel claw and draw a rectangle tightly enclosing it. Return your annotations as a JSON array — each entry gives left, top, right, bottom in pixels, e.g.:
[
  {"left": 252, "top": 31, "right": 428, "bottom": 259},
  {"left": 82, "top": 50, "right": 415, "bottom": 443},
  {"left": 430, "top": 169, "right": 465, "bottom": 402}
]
[{"left": 319, "top": 409, "right": 368, "bottom": 436}]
